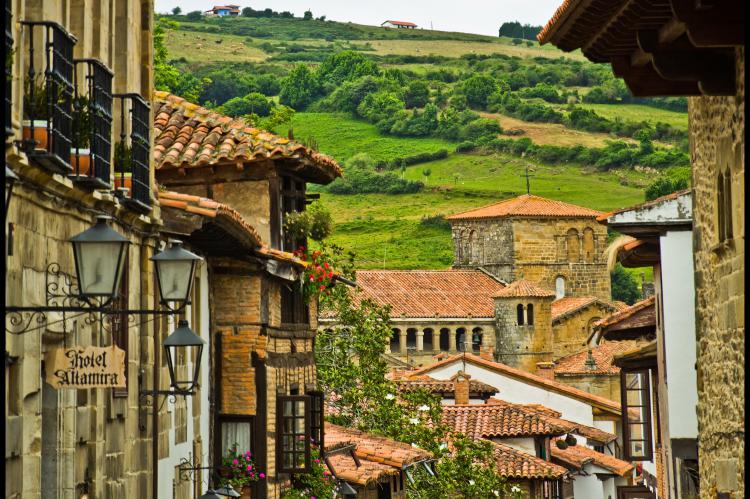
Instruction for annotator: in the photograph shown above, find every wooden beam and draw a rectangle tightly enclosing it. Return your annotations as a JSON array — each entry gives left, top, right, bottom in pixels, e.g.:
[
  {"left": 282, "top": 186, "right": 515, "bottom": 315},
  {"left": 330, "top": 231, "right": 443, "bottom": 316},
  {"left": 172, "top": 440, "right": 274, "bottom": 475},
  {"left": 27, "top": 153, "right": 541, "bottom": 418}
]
[
  {"left": 670, "top": 0, "right": 745, "bottom": 46},
  {"left": 611, "top": 57, "right": 702, "bottom": 96}
]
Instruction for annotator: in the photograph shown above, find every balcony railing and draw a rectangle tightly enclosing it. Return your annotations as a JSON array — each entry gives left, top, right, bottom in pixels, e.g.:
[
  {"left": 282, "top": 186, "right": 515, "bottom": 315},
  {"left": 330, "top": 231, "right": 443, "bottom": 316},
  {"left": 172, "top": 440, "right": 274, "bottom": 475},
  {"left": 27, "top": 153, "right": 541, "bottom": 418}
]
[
  {"left": 113, "top": 93, "right": 151, "bottom": 212},
  {"left": 70, "top": 58, "right": 113, "bottom": 189},
  {"left": 5, "top": 0, "right": 13, "bottom": 136},
  {"left": 19, "top": 21, "right": 76, "bottom": 173}
]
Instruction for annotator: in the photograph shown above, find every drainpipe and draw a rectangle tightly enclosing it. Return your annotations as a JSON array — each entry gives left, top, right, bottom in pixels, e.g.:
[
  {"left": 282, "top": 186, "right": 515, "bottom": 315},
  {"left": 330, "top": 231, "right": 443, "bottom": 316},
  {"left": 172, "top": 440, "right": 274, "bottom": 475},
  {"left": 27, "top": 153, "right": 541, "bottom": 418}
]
[{"left": 152, "top": 252, "right": 160, "bottom": 499}]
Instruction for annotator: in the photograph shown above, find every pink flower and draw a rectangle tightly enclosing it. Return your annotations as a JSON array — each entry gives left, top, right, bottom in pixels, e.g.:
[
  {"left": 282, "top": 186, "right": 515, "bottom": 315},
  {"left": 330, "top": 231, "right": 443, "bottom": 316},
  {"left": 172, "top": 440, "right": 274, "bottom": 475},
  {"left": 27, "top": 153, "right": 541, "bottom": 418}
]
[
  {"left": 247, "top": 464, "right": 252, "bottom": 471},
  {"left": 232, "top": 459, "right": 238, "bottom": 466},
  {"left": 259, "top": 473, "right": 266, "bottom": 479},
  {"left": 314, "top": 459, "right": 320, "bottom": 464},
  {"left": 309, "top": 276, "right": 314, "bottom": 281}
]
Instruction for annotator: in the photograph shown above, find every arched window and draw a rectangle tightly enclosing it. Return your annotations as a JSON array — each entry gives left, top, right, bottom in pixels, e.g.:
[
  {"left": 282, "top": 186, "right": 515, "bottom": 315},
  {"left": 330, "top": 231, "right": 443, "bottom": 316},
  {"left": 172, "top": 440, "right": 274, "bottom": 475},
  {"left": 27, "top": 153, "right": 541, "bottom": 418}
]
[
  {"left": 582, "top": 227, "right": 595, "bottom": 262},
  {"left": 406, "top": 328, "right": 418, "bottom": 350},
  {"left": 526, "top": 304, "right": 534, "bottom": 325},
  {"left": 472, "top": 328, "right": 483, "bottom": 352},
  {"left": 718, "top": 168, "right": 733, "bottom": 243},
  {"left": 516, "top": 304, "right": 525, "bottom": 325},
  {"left": 390, "top": 329, "right": 400, "bottom": 354},
  {"left": 439, "top": 328, "right": 451, "bottom": 351},
  {"left": 555, "top": 276, "right": 566, "bottom": 299},
  {"left": 468, "top": 230, "right": 478, "bottom": 264},
  {"left": 455, "top": 328, "right": 466, "bottom": 351},
  {"left": 566, "top": 228, "right": 580, "bottom": 263},
  {"left": 423, "top": 328, "right": 434, "bottom": 351}
]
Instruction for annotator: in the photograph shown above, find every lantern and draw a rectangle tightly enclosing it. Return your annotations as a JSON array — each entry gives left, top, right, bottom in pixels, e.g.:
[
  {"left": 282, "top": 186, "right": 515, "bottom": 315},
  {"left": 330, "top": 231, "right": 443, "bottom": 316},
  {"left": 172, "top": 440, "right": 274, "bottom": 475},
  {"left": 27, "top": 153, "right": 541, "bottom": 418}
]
[
  {"left": 69, "top": 215, "right": 129, "bottom": 303},
  {"left": 164, "top": 319, "right": 205, "bottom": 393},
  {"left": 214, "top": 484, "right": 241, "bottom": 497},
  {"left": 199, "top": 490, "right": 221, "bottom": 499},
  {"left": 151, "top": 240, "right": 202, "bottom": 310}
]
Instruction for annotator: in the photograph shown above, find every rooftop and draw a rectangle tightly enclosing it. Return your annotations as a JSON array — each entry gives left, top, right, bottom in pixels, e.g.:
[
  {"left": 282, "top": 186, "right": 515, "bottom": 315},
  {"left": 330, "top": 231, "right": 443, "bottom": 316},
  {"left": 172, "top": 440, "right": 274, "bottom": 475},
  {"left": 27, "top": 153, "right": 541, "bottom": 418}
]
[
  {"left": 441, "top": 400, "right": 569, "bottom": 439},
  {"left": 325, "top": 423, "right": 432, "bottom": 468},
  {"left": 551, "top": 296, "right": 616, "bottom": 323},
  {"left": 396, "top": 375, "right": 499, "bottom": 397},
  {"left": 384, "top": 20, "right": 418, "bottom": 26},
  {"left": 329, "top": 270, "right": 506, "bottom": 319},
  {"left": 551, "top": 439, "right": 634, "bottom": 476},
  {"left": 446, "top": 194, "right": 603, "bottom": 221},
  {"left": 492, "top": 441, "right": 569, "bottom": 480},
  {"left": 493, "top": 279, "right": 556, "bottom": 299},
  {"left": 593, "top": 297, "right": 656, "bottom": 341},
  {"left": 554, "top": 340, "right": 641, "bottom": 376},
  {"left": 326, "top": 453, "right": 398, "bottom": 486},
  {"left": 152, "top": 91, "right": 342, "bottom": 184}
]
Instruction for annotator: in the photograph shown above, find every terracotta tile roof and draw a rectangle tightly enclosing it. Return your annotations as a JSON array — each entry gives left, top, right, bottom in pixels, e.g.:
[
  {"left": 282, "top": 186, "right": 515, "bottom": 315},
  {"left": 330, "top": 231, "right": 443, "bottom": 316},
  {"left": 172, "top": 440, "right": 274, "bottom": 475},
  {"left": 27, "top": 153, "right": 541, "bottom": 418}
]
[
  {"left": 255, "top": 245, "right": 309, "bottom": 268},
  {"left": 340, "top": 270, "right": 506, "bottom": 319},
  {"left": 325, "top": 423, "right": 432, "bottom": 468},
  {"left": 491, "top": 441, "right": 569, "bottom": 480},
  {"left": 594, "top": 297, "right": 656, "bottom": 334},
  {"left": 493, "top": 279, "right": 555, "bottom": 298},
  {"left": 411, "top": 353, "right": 623, "bottom": 415},
  {"left": 551, "top": 296, "right": 617, "bottom": 323},
  {"left": 446, "top": 194, "right": 603, "bottom": 221},
  {"left": 553, "top": 341, "right": 641, "bottom": 376},
  {"left": 158, "top": 190, "right": 262, "bottom": 247},
  {"left": 537, "top": 0, "right": 586, "bottom": 44},
  {"left": 518, "top": 403, "right": 617, "bottom": 444},
  {"left": 596, "top": 188, "right": 692, "bottom": 223},
  {"left": 441, "top": 400, "right": 569, "bottom": 438},
  {"left": 551, "top": 440, "right": 634, "bottom": 476},
  {"left": 326, "top": 453, "right": 398, "bottom": 486},
  {"left": 152, "top": 91, "right": 342, "bottom": 184},
  {"left": 384, "top": 20, "right": 418, "bottom": 27},
  {"left": 397, "top": 376, "right": 499, "bottom": 396},
  {"left": 613, "top": 340, "right": 658, "bottom": 366}
]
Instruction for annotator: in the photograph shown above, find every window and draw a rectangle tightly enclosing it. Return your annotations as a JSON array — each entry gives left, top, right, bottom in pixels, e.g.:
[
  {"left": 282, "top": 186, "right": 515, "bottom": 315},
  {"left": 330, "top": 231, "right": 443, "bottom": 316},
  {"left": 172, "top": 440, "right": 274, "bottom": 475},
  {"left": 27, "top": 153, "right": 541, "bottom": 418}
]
[
  {"left": 307, "top": 391, "right": 324, "bottom": 451},
  {"left": 517, "top": 304, "right": 525, "bottom": 325},
  {"left": 219, "top": 416, "right": 254, "bottom": 458},
  {"left": 471, "top": 328, "right": 482, "bottom": 352},
  {"left": 390, "top": 329, "right": 400, "bottom": 354},
  {"left": 455, "top": 328, "right": 466, "bottom": 351},
  {"left": 423, "top": 328, "right": 434, "bottom": 351},
  {"left": 281, "top": 283, "right": 308, "bottom": 325},
  {"left": 112, "top": 255, "right": 129, "bottom": 397},
  {"left": 717, "top": 168, "right": 733, "bottom": 243},
  {"left": 526, "top": 303, "right": 534, "bottom": 325},
  {"left": 280, "top": 175, "right": 307, "bottom": 252},
  {"left": 566, "top": 228, "right": 580, "bottom": 263},
  {"left": 406, "top": 328, "right": 417, "bottom": 350},
  {"left": 621, "top": 369, "right": 654, "bottom": 461},
  {"left": 276, "top": 395, "right": 311, "bottom": 473},
  {"left": 582, "top": 227, "right": 595, "bottom": 262},
  {"left": 555, "top": 276, "right": 566, "bottom": 299},
  {"left": 439, "top": 328, "right": 450, "bottom": 351}
]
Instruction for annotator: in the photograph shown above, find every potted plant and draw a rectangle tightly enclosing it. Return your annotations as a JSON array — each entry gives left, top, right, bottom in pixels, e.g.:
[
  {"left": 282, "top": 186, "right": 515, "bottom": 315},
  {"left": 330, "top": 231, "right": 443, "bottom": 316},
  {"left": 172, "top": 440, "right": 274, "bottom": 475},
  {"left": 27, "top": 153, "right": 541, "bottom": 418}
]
[
  {"left": 113, "top": 141, "right": 133, "bottom": 191},
  {"left": 219, "top": 445, "right": 263, "bottom": 498},
  {"left": 70, "top": 95, "right": 92, "bottom": 175},
  {"left": 22, "top": 76, "right": 54, "bottom": 149}
]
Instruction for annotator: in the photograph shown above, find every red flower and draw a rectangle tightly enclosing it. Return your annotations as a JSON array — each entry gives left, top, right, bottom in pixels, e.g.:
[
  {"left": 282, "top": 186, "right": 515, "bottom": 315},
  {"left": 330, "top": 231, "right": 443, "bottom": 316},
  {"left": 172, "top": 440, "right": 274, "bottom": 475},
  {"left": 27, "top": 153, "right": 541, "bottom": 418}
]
[
  {"left": 319, "top": 285, "right": 325, "bottom": 290},
  {"left": 324, "top": 262, "right": 330, "bottom": 269}
]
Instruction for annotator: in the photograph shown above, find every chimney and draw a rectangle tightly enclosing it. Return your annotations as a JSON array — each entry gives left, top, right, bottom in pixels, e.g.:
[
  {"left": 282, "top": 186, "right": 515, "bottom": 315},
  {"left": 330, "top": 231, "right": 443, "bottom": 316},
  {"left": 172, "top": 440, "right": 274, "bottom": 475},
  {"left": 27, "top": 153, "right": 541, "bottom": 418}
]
[
  {"left": 452, "top": 371, "right": 471, "bottom": 405},
  {"left": 536, "top": 361, "right": 556, "bottom": 380},
  {"left": 584, "top": 349, "right": 598, "bottom": 371}
]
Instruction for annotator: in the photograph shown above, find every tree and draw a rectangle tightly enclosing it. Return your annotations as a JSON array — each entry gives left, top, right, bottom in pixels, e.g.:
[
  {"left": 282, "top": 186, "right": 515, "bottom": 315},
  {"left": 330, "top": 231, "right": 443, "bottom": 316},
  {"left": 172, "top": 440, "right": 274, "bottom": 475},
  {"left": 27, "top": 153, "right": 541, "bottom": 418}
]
[
  {"left": 611, "top": 263, "right": 641, "bottom": 304},
  {"left": 279, "top": 64, "right": 319, "bottom": 109},
  {"left": 422, "top": 168, "right": 432, "bottom": 180},
  {"left": 303, "top": 10, "right": 313, "bottom": 20},
  {"left": 171, "top": 6, "right": 181, "bottom": 15},
  {"left": 316, "top": 51, "right": 380, "bottom": 87},
  {"left": 404, "top": 80, "right": 430, "bottom": 108},
  {"left": 218, "top": 92, "right": 273, "bottom": 117},
  {"left": 241, "top": 7, "right": 256, "bottom": 17},
  {"left": 261, "top": 105, "right": 295, "bottom": 133},
  {"left": 461, "top": 74, "right": 498, "bottom": 109},
  {"left": 645, "top": 176, "right": 690, "bottom": 201},
  {"left": 185, "top": 10, "right": 202, "bottom": 21},
  {"left": 153, "top": 19, "right": 207, "bottom": 101}
]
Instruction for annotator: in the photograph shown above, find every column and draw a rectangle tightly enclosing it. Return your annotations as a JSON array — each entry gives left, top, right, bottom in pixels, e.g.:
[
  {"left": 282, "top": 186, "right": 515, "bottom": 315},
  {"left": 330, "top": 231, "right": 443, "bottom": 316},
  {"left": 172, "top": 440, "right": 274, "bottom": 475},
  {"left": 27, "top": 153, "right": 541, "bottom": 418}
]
[
  {"left": 399, "top": 329, "right": 407, "bottom": 355},
  {"left": 416, "top": 331, "right": 424, "bottom": 352}
]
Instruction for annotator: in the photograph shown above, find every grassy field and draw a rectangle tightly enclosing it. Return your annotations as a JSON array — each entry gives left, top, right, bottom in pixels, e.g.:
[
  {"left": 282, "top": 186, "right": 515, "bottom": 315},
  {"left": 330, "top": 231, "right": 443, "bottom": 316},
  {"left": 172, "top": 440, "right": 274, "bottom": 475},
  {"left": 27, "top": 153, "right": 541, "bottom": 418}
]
[
  {"left": 575, "top": 103, "right": 688, "bottom": 129},
  {"left": 481, "top": 112, "right": 631, "bottom": 148},
  {"left": 164, "top": 29, "right": 267, "bottom": 63},
  {"left": 365, "top": 38, "right": 585, "bottom": 61},
  {"left": 290, "top": 112, "right": 454, "bottom": 163}
]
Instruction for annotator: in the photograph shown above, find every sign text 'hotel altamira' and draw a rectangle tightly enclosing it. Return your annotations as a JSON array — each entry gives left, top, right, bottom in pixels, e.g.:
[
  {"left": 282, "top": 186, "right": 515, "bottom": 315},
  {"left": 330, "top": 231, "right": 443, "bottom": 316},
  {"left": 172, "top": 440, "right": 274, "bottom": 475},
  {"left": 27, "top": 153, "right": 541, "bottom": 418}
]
[{"left": 44, "top": 346, "right": 126, "bottom": 389}]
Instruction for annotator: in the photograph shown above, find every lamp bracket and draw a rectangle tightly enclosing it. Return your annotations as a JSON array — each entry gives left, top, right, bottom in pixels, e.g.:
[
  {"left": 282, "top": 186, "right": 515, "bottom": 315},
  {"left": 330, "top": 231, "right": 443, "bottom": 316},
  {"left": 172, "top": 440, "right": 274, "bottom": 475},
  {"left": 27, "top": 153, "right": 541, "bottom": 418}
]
[{"left": 6, "top": 262, "right": 187, "bottom": 334}]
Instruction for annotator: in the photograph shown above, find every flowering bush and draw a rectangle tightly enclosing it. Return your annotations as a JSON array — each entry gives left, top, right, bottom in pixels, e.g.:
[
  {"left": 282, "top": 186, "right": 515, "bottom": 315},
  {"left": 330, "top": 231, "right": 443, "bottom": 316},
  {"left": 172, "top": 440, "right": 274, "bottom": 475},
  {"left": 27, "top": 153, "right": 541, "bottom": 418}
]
[
  {"left": 221, "top": 445, "right": 262, "bottom": 490},
  {"left": 280, "top": 448, "right": 336, "bottom": 499},
  {"left": 294, "top": 246, "right": 337, "bottom": 300}
]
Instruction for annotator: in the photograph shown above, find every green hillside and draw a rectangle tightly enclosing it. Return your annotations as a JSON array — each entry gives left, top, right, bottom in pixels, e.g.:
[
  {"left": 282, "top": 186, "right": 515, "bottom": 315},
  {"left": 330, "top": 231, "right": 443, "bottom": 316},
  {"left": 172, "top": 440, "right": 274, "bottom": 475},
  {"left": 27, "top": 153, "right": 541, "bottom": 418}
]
[{"left": 157, "top": 12, "right": 688, "bottom": 289}]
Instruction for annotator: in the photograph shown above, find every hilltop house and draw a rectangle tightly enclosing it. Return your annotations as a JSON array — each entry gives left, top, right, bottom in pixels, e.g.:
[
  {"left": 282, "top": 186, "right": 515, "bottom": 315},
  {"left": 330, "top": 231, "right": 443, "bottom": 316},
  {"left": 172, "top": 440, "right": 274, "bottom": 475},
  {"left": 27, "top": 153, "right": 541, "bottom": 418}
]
[
  {"left": 381, "top": 20, "right": 418, "bottom": 29},
  {"left": 152, "top": 92, "right": 341, "bottom": 498},
  {"left": 539, "top": 2, "right": 744, "bottom": 497},
  {"left": 205, "top": 4, "right": 241, "bottom": 17}
]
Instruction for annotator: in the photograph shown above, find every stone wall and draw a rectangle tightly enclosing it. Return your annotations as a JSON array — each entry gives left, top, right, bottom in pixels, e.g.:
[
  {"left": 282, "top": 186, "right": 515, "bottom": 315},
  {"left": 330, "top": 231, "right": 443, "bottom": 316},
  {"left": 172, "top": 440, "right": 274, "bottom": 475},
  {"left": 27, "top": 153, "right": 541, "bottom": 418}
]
[
  {"left": 451, "top": 219, "right": 515, "bottom": 281},
  {"left": 494, "top": 296, "right": 554, "bottom": 373},
  {"left": 552, "top": 302, "right": 613, "bottom": 357},
  {"left": 553, "top": 374, "right": 620, "bottom": 402},
  {"left": 689, "top": 46, "right": 744, "bottom": 498}
]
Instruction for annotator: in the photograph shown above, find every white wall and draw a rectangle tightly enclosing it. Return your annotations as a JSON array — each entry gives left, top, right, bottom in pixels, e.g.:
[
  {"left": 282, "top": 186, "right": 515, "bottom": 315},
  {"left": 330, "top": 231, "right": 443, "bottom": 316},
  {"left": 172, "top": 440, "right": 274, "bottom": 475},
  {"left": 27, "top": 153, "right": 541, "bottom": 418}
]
[
  {"left": 494, "top": 437, "right": 536, "bottom": 455},
  {"left": 426, "top": 362, "right": 596, "bottom": 425},
  {"left": 659, "top": 230, "right": 697, "bottom": 439},
  {"left": 571, "top": 472, "right": 604, "bottom": 499},
  {"left": 157, "top": 262, "right": 211, "bottom": 498}
]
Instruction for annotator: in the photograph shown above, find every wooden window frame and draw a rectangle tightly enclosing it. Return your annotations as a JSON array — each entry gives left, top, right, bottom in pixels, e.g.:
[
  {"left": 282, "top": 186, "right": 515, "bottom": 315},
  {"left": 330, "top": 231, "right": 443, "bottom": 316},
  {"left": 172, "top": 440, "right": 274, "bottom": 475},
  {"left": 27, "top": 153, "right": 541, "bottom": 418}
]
[
  {"left": 516, "top": 304, "right": 525, "bottom": 325},
  {"left": 527, "top": 303, "right": 534, "bottom": 325},
  {"left": 307, "top": 390, "right": 325, "bottom": 453},
  {"left": 216, "top": 414, "right": 256, "bottom": 466},
  {"left": 279, "top": 174, "right": 308, "bottom": 252},
  {"left": 620, "top": 367, "right": 654, "bottom": 461},
  {"left": 281, "top": 282, "right": 309, "bottom": 326},
  {"left": 276, "top": 394, "right": 312, "bottom": 474}
]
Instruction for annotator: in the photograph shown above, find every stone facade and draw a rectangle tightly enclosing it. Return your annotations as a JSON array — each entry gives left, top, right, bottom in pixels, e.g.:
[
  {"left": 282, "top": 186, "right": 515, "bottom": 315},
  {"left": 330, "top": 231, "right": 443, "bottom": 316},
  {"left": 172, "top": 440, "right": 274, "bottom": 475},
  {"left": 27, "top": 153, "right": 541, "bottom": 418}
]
[
  {"left": 552, "top": 301, "right": 614, "bottom": 357},
  {"left": 494, "top": 296, "right": 554, "bottom": 373},
  {"left": 553, "top": 373, "right": 620, "bottom": 402},
  {"left": 451, "top": 217, "right": 610, "bottom": 301},
  {"left": 689, "top": 47, "right": 744, "bottom": 499}
]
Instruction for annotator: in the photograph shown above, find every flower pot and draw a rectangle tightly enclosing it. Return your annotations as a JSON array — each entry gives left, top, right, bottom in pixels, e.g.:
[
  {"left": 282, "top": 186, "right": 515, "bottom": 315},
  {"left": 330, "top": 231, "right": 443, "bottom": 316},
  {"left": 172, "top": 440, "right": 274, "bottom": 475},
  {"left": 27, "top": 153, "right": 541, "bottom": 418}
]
[
  {"left": 114, "top": 173, "right": 132, "bottom": 190},
  {"left": 70, "top": 148, "right": 91, "bottom": 175},
  {"left": 22, "top": 120, "right": 49, "bottom": 149}
]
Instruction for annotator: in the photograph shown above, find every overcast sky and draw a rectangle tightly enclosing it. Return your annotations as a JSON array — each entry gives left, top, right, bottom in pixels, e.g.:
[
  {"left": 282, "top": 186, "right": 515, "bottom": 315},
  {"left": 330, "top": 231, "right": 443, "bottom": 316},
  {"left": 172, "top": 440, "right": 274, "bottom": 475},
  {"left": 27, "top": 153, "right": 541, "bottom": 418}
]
[{"left": 155, "top": 1, "right": 563, "bottom": 37}]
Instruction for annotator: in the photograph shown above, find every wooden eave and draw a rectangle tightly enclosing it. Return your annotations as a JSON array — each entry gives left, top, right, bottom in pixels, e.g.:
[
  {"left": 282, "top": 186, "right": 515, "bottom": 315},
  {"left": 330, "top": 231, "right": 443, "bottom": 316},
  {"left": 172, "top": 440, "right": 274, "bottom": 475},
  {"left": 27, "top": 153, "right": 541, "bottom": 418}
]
[
  {"left": 618, "top": 239, "right": 660, "bottom": 268},
  {"left": 540, "top": 0, "right": 743, "bottom": 96}
]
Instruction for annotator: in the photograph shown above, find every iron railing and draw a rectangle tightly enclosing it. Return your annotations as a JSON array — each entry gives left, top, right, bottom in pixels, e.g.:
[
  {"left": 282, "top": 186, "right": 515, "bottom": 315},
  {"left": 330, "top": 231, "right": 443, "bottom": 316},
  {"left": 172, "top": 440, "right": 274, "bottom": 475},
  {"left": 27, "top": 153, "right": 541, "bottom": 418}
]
[
  {"left": 5, "top": 0, "right": 12, "bottom": 136},
  {"left": 113, "top": 93, "right": 151, "bottom": 212},
  {"left": 70, "top": 58, "right": 113, "bottom": 188},
  {"left": 20, "top": 21, "right": 76, "bottom": 173}
]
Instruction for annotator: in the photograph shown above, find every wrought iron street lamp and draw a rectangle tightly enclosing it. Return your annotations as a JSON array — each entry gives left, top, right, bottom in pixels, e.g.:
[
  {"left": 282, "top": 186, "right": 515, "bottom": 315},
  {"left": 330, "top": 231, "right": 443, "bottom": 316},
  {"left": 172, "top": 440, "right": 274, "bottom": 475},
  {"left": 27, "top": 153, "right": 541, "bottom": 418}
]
[
  {"left": 5, "top": 165, "right": 19, "bottom": 213},
  {"left": 199, "top": 489, "right": 222, "bottom": 499},
  {"left": 214, "top": 484, "right": 241, "bottom": 497},
  {"left": 69, "top": 215, "right": 129, "bottom": 305},
  {"left": 151, "top": 240, "right": 203, "bottom": 311},
  {"left": 163, "top": 319, "right": 205, "bottom": 394}
]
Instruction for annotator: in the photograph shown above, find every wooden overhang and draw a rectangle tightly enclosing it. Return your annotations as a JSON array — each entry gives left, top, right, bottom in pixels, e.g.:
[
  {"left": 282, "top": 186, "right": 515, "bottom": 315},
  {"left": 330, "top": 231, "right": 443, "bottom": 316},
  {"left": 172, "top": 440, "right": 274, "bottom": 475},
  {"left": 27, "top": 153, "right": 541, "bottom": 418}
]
[
  {"left": 612, "top": 340, "right": 657, "bottom": 370},
  {"left": 538, "top": 0, "right": 744, "bottom": 96},
  {"left": 617, "top": 238, "right": 660, "bottom": 267}
]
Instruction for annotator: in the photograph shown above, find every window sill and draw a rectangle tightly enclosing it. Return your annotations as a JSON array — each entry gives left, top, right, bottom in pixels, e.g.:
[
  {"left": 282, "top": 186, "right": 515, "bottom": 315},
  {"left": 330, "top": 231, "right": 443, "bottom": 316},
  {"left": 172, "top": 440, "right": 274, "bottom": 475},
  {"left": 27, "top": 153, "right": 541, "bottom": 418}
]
[{"left": 711, "top": 238, "right": 735, "bottom": 256}]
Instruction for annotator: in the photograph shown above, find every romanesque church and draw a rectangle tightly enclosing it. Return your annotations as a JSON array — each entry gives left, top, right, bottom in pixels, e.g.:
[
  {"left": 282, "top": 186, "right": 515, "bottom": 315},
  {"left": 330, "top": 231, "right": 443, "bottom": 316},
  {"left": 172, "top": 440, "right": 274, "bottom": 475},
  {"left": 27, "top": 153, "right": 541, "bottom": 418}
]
[{"left": 321, "top": 193, "right": 624, "bottom": 374}]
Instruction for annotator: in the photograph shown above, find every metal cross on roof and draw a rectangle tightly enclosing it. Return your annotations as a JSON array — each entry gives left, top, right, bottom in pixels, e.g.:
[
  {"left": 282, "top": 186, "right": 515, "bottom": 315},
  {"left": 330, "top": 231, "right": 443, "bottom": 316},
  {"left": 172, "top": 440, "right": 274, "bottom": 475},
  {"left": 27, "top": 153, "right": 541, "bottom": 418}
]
[{"left": 519, "top": 166, "right": 535, "bottom": 194}]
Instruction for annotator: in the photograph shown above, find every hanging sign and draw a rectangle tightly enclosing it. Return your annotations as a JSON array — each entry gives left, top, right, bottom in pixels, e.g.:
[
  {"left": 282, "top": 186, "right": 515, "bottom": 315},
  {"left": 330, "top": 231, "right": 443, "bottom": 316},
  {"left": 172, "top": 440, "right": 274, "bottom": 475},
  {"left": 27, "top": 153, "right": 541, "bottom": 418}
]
[{"left": 44, "top": 345, "right": 126, "bottom": 389}]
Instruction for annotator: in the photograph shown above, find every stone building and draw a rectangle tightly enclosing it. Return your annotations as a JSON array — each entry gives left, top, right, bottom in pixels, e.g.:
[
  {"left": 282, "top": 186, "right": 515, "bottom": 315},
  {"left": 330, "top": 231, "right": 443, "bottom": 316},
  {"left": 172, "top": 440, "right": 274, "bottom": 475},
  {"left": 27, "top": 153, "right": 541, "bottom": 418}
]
[
  {"left": 4, "top": 0, "right": 173, "bottom": 497},
  {"left": 447, "top": 194, "right": 611, "bottom": 301},
  {"left": 152, "top": 92, "right": 342, "bottom": 498},
  {"left": 540, "top": 1, "right": 744, "bottom": 497}
]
